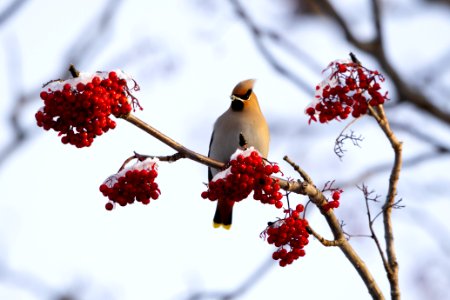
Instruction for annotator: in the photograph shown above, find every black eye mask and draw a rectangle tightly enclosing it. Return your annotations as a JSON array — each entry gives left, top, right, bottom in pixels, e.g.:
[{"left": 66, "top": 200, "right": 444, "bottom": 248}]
[{"left": 239, "top": 89, "right": 252, "bottom": 100}]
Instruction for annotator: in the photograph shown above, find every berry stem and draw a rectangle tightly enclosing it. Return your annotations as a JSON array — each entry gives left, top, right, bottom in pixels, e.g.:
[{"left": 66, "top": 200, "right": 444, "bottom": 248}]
[{"left": 68, "top": 64, "right": 80, "bottom": 78}]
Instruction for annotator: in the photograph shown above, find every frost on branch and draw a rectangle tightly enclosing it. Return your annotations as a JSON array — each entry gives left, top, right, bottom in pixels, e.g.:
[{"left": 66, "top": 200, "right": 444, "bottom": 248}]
[
  {"left": 99, "top": 158, "right": 160, "bottom": 210},
  {"left": 201, "top": 147, "right": 283, "bottom": 208},
  {"left": 305, "top": 59, "right": 389, "bottom": 124},
  {"left": 35, "top": 70, "right": 141, "bottom": 148}
]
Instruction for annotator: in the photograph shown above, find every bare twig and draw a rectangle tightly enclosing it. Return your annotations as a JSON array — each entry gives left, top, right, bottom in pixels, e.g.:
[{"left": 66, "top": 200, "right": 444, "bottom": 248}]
[
  {"left": 283, "top": 156, "right": 313, "bottom": 183},
  {"left": 369, "top": 105, "right": 402, "bottom": 300},
  {"left": 359, "top": 184, "right": 391, "bottom": 274},
  {"left": 334, "top": 129, "right": 364, "bottom": 159},
  {"left": 228, "top": 0, "right": 315, "bottom": 94},
  {"left": 307, "top": 225, "right": 343, "bottom": 247},
  {"left": 122, "top": 113, "right": 224, "bottom": 170},
  {"left": 0, "top": 0, "right": 28, "bottom": 26}
]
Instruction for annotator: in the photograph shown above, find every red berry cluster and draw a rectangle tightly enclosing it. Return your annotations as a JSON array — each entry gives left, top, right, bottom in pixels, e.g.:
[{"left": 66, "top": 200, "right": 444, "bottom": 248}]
[
  {"left": 263, "top": 204, "right": 309, "bottom": 267},
  {"left": 201, "top": 149, "right": 283, "bottom": 208},
  {"left": 306, "top": 60, "right": 388, "bottom": 123},
  {"left": 36, "top": 71, "right": 138, "bottom": 148},
  {"left": 99, "top": 159, "right": 160, "bottom": 210},
  {"left": 322, "top": 190, "right": 342, "bottom": 212}
]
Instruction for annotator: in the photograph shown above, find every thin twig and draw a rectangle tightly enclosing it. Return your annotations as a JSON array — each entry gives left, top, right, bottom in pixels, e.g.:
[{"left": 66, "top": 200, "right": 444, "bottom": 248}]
[
  {"left": 122, "top": 113, "right": 224, "bottom": 170},
  {"left": 283, "top": 155, "right": 313, "bottom": 184},
  {"left": 307, "top": 225, "right": 344, "bottom": 247},
  {"left": 359, "top": 184, "right": 391, "bottom": 274},
  {"left": 228, "top": 0, "right": 314, "bottom": 94},
  {"left": 370, "top": 104, "right": 402, "bottom": 300}
]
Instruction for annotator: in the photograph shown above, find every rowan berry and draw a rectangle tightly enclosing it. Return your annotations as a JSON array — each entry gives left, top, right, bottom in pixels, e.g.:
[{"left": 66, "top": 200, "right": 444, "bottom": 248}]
[
  {"left": 322, "top": 189, "right": 343, "bottom": 212},
  {"left": 262, "top": 207, "right": 310, "bottom": 267},
  {"left": 100, "top": 158, "right": 160, "bottom": 210},
  {"left": 201, "top": 147, "right": 283, "bottom": 208},
  {"left": 36, "top": 70, "right": 140, "bottom": 148},
  {"left": 306, "top": 60, "right": 388, "bottom": 124}
]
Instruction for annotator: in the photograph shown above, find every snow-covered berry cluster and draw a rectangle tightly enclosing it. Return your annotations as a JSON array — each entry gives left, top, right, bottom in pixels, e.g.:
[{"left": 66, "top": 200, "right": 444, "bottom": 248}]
[
  {"left": 322, "top": 190, "right": 342, "bottom": 212},
  {"left": 306, "top": 60, "right": 388, "bottom": 123},
  {"left": 36, "top": 71, "right": 140, "bottom": 148},
  {"left": 99, "top": 158, "right": 160, "bottom": 210},
  {"left": 201, "top": 147, "right": 283, "bottom": 208},
  {"left": 262, "top": 204, "right": 309, "bottom": 267}
]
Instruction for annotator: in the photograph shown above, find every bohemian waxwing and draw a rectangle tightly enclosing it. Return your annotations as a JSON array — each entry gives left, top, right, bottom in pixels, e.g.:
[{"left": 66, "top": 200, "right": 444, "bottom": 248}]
[{"left": 208, "top": 79, "right": 270, "bottom": 229}]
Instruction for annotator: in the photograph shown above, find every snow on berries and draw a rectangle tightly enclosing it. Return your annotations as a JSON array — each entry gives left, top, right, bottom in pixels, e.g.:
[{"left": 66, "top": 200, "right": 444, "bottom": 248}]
[
  {"left": 306, "top": 59, "right": 389, "bottom": 123},
  {"left": 201, "top": 147, "right": 283, "bottom": 208},
  {"left": 262, "top": 204, "right": 310, "bottom": 267},
  {"left": 35, "top": 70, "right": 140, "bottom": 148},
  {"left": 99, "top": 158, "right": 160, "bottom": 210}
]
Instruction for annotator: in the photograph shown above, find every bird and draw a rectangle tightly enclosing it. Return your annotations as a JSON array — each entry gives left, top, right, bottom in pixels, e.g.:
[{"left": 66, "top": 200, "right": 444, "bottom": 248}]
[{"left": 208, "top": 79, "right": 270, "bottom": 229}]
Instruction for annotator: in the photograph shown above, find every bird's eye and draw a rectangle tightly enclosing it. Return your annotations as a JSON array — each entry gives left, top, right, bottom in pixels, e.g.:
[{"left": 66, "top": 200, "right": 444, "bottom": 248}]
[
  {"left": 233, "top": 89, "right": 252, "bottom": 101},
  {"left": 241, "top": 89, "right": 252, "bottom": 100}
]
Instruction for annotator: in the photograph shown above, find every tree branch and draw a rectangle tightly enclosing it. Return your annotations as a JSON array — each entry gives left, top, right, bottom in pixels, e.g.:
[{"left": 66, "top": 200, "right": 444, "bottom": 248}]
[
  {"left": 121, "top": 110, "right": 389, "bottom": 300},
  {"left": 307, "top": 225, "right": 343, "bottom": 247},
  {"left": 0, "top": 0, "right": 28, "bottom": 26},
  {"left": 122, "top": 113, "right": 224, "bottom": 170},
  {"left": 370, "top": 105, "right": 402, "bottom": 300},
  {"left": 360, "top": 184, "right": 391, "bottom": 274},
  {"left": 283, "top": 156, "right": 385, "bottom": 300}
]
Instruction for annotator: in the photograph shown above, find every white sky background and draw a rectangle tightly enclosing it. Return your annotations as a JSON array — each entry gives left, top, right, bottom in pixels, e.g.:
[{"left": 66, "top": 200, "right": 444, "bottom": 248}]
[{"left": 0, "top": 0, "right": 449, "bottom": 299}]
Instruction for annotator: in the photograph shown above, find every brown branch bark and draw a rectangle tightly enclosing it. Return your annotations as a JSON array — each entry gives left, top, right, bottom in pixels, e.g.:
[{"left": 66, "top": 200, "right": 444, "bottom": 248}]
[
  {"left": 371, "top": 105, "right": 402, "bottom": 300},
  {"left": 122, "top": 113, "right": 223, "bottom": 170},
  {"left": 307, "top": 225, "right": 343, "bottom": 247},
  {"left": 360, "top": 184, "right": 391, "bottom": 275},
  {"left": 283, "top": 156, "right": 385, "bottom": 300}
]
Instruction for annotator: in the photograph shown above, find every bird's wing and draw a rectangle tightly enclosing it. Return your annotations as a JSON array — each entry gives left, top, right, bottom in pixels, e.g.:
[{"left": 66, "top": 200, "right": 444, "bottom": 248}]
[{"left": 207, "top": 130, "right": 214, "bottom": 182}]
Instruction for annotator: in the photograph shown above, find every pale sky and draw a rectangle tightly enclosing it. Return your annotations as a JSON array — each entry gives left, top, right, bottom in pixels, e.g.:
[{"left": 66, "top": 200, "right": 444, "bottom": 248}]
[{"left": 0, "top": 1, "right": 449, "bottom": 299}]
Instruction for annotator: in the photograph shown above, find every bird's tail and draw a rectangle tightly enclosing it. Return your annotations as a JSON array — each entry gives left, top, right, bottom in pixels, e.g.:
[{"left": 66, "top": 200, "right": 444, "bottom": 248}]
[{"left": 213, "top": 199, "right": 234, "bottom": 230}]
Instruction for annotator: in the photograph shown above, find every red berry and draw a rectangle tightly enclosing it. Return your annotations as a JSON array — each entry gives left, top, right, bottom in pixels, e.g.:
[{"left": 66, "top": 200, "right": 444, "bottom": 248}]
[
  {"left": 295, "top": 204, "right": 304, "bottom": 212},
  {"left": 37, "top": 71, "right": 136, "bottom": 148},
  {"left": 40, "top": 91, "right": 48, "bottom": 100},
  {"left": 202, "top": 151, "right": 283, "bottom": 208},
  {"left": 105, "top": 202, "right": 114, "bottom": 211},
  {"left": 100, "top": 161, "right": 160, "bottom": 209},
  {"left": 332, "top": 191, "right": 341, "bottom": 201},
  {"left": 264, "top": 215, "right": 310, "bottom": 267}
]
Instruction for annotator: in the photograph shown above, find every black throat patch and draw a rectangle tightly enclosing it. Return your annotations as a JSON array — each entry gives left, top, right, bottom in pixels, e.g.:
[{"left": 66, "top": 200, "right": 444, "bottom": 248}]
[{"left": 231, "top": 100, "right": 244, "bottom": 111}]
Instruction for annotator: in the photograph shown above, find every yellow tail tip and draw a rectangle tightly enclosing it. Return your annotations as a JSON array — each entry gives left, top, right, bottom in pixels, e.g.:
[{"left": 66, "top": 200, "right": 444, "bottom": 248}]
[{"left": 213, "top": 222, "right": 231, "bottom": 230}]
